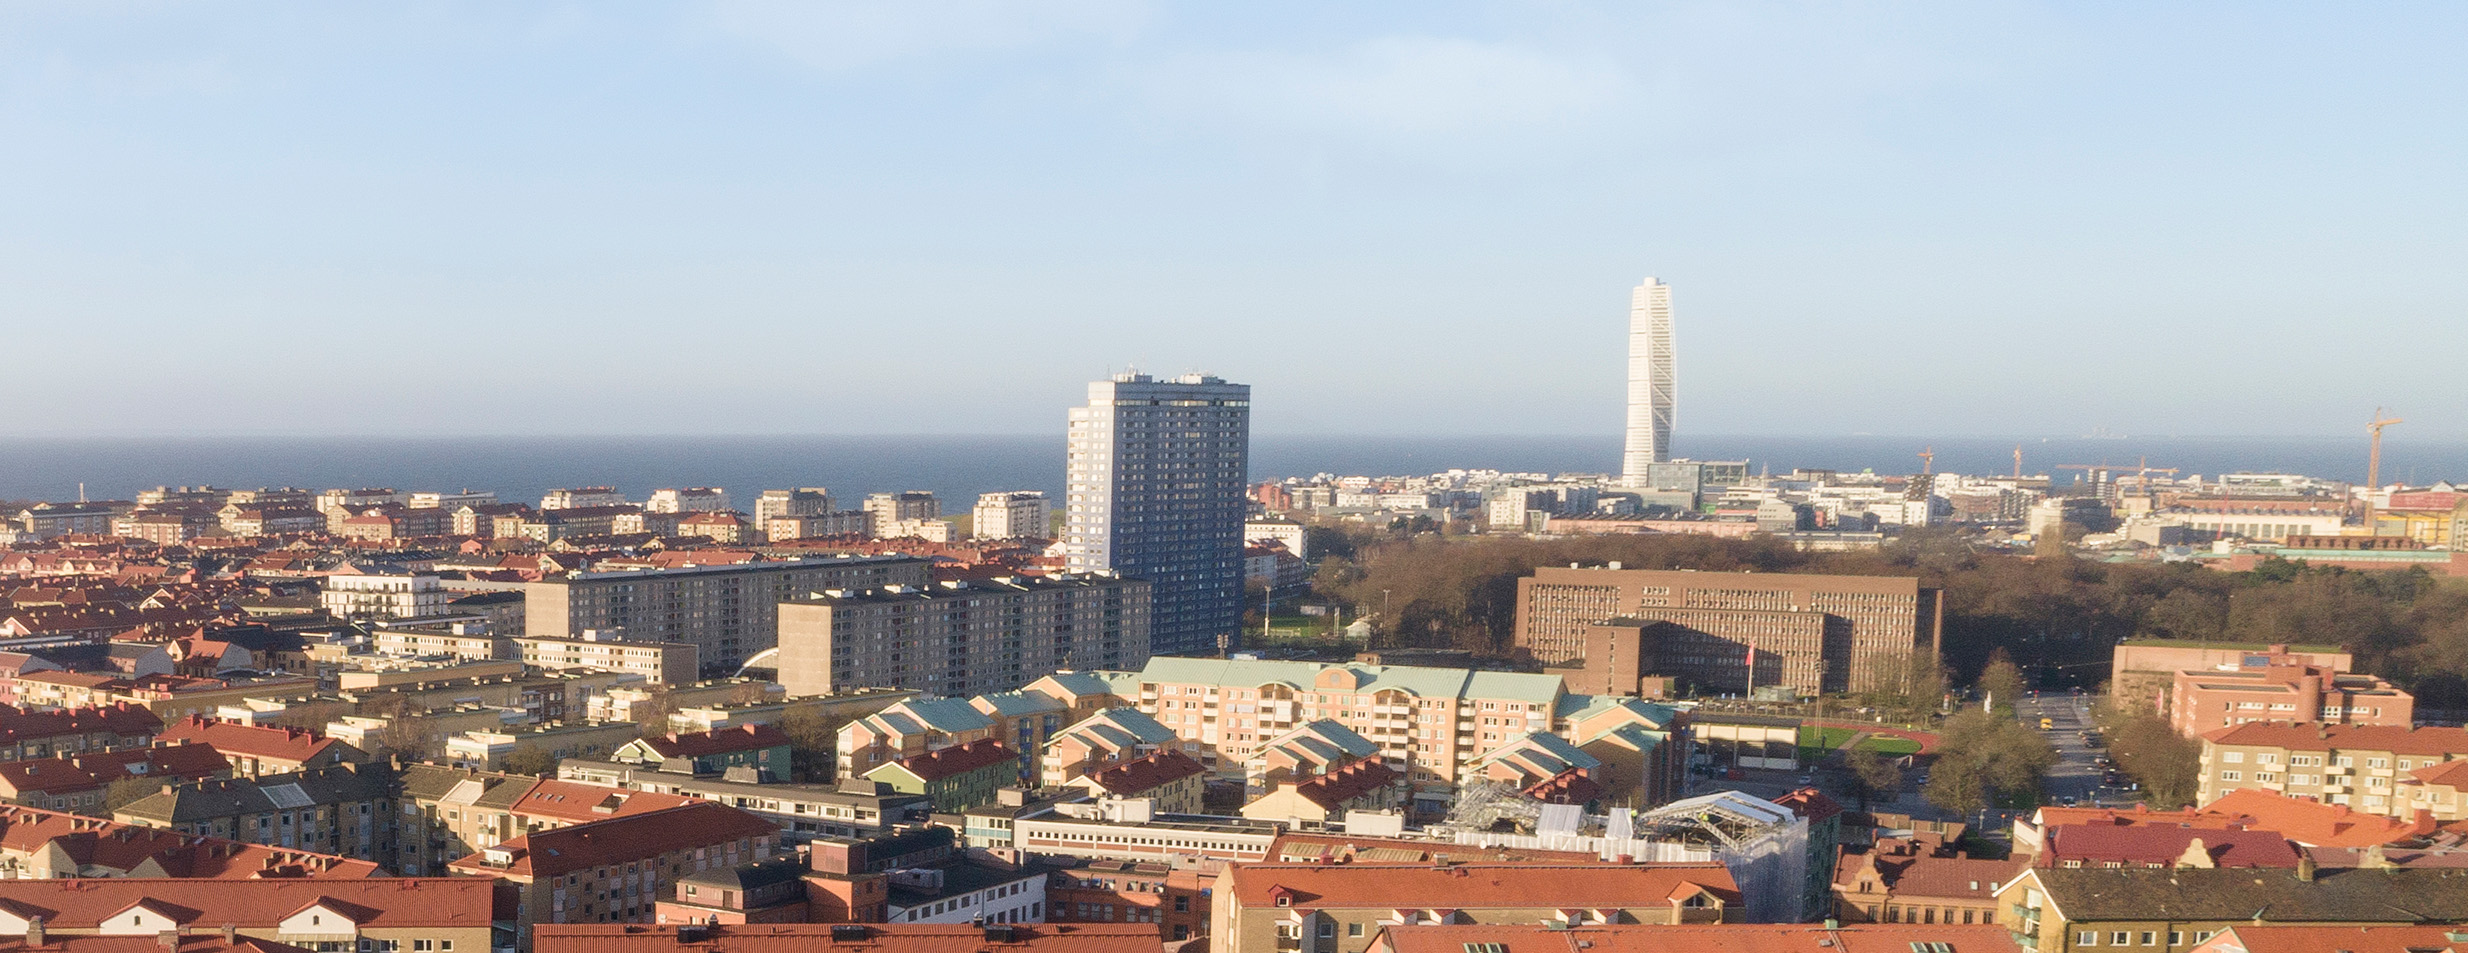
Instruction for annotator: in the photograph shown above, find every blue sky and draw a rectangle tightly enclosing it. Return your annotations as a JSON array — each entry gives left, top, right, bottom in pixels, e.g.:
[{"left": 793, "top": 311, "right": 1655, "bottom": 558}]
[{"left": 4, "top": 3, "right": 2463, "bottom": 438}]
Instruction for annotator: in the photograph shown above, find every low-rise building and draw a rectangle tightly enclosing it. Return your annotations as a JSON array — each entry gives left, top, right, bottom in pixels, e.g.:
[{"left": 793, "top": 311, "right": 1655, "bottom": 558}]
[
  {"left": 0, "top": 877, "right": 491, "bottom": 949},
  {"left": 2196, "top": 723, "right": 2468, "bottom": 814},
  {"left": 864, "top": 741, "right": 1019, "bottom": 812},
  {"left": 1366, "top": 923, "right": 2021, "bottom": 953},
  {"left": 1996, "top": 865, "right": 2468, "bottom": 953},
  {"left": 0, "top": 743, "right": 231, "bottom": 813},
  {"left": 1075, "top": 750, "right": 1207, "bottom": 814},
  {"left": 0, "top": 802, "right": 383, "bottom": 879},
  {"left": 516, "top": 633, "right": 699, "bottom": 686},
  {"left": 612, "top": 724, "right": 792, "bottom": 778},
  {"left": 0, "top": 704, "right": 163, "bottom": 761},
  {"left": 448, "top": 801, "right": 782, "bottom": 939},
  {"left": 1210, "top": 862, "right": 1744, "bottom": 953},
  {"left": 443, "top": 721, "right": 642, "bottom": 771},
  {"left": 533, "top": 923, "right": 1161, "bottom": 953},
  {"left": 558, "top": 761, "right": 931, "bottom": 840},
  {"left": 112, "top": 762, "right": 398, "bottom": 868},
  {"left": 153, "top": 717, "right": 370, "bottom": 778},
  {"left": 2169, "top": 655, "right": 2413, "bottom": 736},
  {"left": 1831, "top": 834, "right": 2029, "bottom": 926}
]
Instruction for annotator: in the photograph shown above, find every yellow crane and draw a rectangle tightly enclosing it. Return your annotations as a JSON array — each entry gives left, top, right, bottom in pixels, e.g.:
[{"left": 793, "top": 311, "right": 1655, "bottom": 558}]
[{"left": 2368, "top": 407, "right": 2404, "bottom": 489}]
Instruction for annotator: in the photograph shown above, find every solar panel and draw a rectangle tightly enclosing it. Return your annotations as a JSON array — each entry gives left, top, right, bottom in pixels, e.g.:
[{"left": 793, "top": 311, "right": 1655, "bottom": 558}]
[{"left": 263, "top": 783, "right": 316, "bottom": 809}]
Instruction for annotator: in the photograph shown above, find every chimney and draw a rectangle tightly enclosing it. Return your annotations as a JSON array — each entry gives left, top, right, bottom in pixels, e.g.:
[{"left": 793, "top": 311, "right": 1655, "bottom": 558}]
[
  {"left": 27, "top": 916, "right": 43, "bottom": 946},
  {"left": 158, "top": 931, "right": 180, "bottom": 952},
  {"left": 220, "top": 926, "right": 236, "bottom": 945},
  {"left": 2295, "top": 854, "right": 2316, "bottom": 882}
]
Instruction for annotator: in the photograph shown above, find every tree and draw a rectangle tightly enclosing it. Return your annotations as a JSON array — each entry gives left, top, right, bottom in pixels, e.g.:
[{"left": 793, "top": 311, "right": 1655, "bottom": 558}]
[
  {"left": 779, "top": 707, "right": 850, "bottom": 783},
  {"left": 1924, "top": 709, "right": 2057, "bottom": 815},
  {"left": 102, "top": 776, "right": 163, "bottom": 814},
  {"left": 2095, "top": 701, "right": 2203, "bottom": 808},
  {"left": 633, "top": 692, "right": 681, "bottom": 738},
  {"left": 1977, "top": 649, "right": 2027, "bottom": 711},
  {"left": 500, "top": 745, "right": 559, "bottom": 777},
  {"left": 1845, "top": 744, "right": 1904, "bottom": 811}
]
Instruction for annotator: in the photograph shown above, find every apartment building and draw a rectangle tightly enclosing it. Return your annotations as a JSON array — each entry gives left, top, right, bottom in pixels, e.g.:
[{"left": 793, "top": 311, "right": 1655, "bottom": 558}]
[
  {"left": 0, "top": 743, "right": 231, "bottom": 813},
  {"left": 320, "top": 570, "right": 451, "bottom": 620},
  {"left": 516, "top": 633, "right": 700, "bottom": 685},
  {"left": 559, "top": 760, "right": 932, "bottom": 839},
  {"left": 1065, "top": 372, "right": 1252, "bottom": 656},
  {"left": 543, "top": 487, "right": 627, "bottom": 510},
  {"left": 0, "top": 703, "right": 162, "bottom": 761},
  {"left": 448, "top": 801, "right": 782, "bottom": 939},
  {"left": 526, "top": 555, "right": 932, "bottom": 676},
  {"left": 154, "top": 717, "right": 371, "bottom": 778},
  {"left": 2168, "top": 657, "right": 2412, "bottom": 736},
  {"left": 865, "top": 492, "right": 941, "bottom": 528},
  {"left": 0, "top": 878, "right": 492, "bottom": 951},
  {"left": 373, "top": 623, "right": 512, "bottom": 661},
  {"left": 2196, "top": 723, "right": 2468, "bottom": 814},
  {"left": 973, "top": 492, "right": 1050, "bottom": 540},
  {"left": 775, "top": 574, "right": 1152, "bottom": 698},
  {"left": 753, "top": 488, "right": 830, "bottom": 526},
  {"left": 1997, "top": 866, "right": 2468, "bottom": 953},
  {"left": 1516, "top": 566, "right": 1943, "bottom": 694},
  {"left": 112, "top": 762, "right": 399, "bottom": 868},
  {"left": 2110, "top": 642, "right": 2352, "bottom": 715},
  {"left": 647, "top": 488, "right": 730, "bottom": 514},
  {"left": 0, "top": 802, "right": 382, "bottom": 879},
  {"left": 533, "top": 924, "right": 1164, "bottom": 953},
  {"left": 1210, "top": 863, "right": 1742, "bottom": 953}
]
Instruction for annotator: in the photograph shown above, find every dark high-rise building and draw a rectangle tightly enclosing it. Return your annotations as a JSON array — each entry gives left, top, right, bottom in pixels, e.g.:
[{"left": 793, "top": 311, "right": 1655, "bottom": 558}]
[{"left": 1064, "top": 372, "right": 1251, "bottom": 656}]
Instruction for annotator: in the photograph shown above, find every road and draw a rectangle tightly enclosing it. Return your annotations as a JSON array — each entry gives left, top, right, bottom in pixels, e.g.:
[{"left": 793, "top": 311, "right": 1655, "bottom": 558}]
[{"left": 2015, "top": 692, "right": 2118, "bottom": 807}]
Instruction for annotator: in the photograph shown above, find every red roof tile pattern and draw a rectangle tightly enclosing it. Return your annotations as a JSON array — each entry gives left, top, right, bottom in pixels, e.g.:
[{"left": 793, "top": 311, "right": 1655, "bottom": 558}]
[
  {"left": 881, "top": 739, "right": 1019, "bottom": 783},
  {"left": 1293, "top": 758, "right": 1401, "bottom": 811},
  {"left": 509, "top": 780, "right": 697, "bottom": 824},
  {"left": 0, "top": 704, "right": 162, "bottom": 745},
  {"left": 1265, "top": 833, "right": 1599, "bottom": 865},
  {"left": 637, "top": 723, "right": 789, "bottom": 760},
  {"left": 1230, "top": 862, "right": 1742, "bottom": 908},
  {"left": 1087, "top": 750, "right": 1207, "bottom": 798},
  {"left": 533, "top": 923, "right": 1164, "bottom": 953},
  {"left": 2200, "top": 722, "right": 2468, "bottom": 757},
  {"left": 155, "top": 717, "right": 343, "bottom": 765},
  {"left": 0, "top": 743, "right": 228, "bottom": 796},
  {"left": 2197, "top": 924, "right": 2465, "bottom": 953},
  {"left": 0, "top": 877, "right": 486, "bottom": 928},
  {"left": 448, "top": 801, "right": 778, "bottom": 879},
  {"left": 2037, "top": 824, "right": 2301, "bottom": 869},
  {"left": 0, "top": 804, "right": 380, "bottom": 878},
  {"left": 1371, "top": 923, "right": 2020, "bottom": 953},
  {"left": 2202, "top": 789, "right": 2437, "bottom": 847}
]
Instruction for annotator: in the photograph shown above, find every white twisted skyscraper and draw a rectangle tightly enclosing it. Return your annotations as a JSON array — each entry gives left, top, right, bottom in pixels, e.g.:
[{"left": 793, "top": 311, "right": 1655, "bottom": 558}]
[{"left": 1621, "top": 277, "right": 1674, "bottom": 486}]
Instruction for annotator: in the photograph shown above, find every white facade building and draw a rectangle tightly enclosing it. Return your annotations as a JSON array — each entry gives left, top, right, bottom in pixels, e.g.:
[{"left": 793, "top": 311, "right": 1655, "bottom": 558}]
[
  {"left": 540, "top": 487, "right": 625, "bottom": 510},
  {"left": 1066, "top": 372, "right": 1251, "bottom": 656},
  {"left": 646, "top": 487, "right": 729, "bottom": 513},
  {"left": 321, "top": 570, "right": 451, "bottom": 620},
  {"left": 1243, "top": 519, "right": 1307, "bottom": 560},
  {"left": 1621, "top": 277, "right": 1675, "bottom": 486},
  {"left": 972, "top": 491, "right": 1051, "bottom": 540}
]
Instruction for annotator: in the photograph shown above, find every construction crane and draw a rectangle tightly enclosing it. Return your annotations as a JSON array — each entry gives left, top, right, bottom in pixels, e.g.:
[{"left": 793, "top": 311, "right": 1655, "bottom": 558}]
[
  {"left": 2368, "top": 407, "right": 2404, "bottom": 490},
  {"left": 2118, "top": 456, "right": 2180, "bottom": 502},
  {"left": 1917, "top": 447, "right": 1935, "bottom": 476}
]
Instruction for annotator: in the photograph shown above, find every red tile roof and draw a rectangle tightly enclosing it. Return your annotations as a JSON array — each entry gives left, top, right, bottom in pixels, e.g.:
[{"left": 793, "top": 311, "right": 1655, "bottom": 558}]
[
  {"left": 0, "top": 803, "right": 381, "bottom": 878},
  {"left": 2196, "top": 924, "right": 2466, "bottom": 953},
  {"left": 0, "top": 703, "right": 162, "bottom": 744},
  {"left": 448, "top": 801, "right": 777, "bottom": 879},
  {"left": 1265, "top": 833, "right": 1599, "bottom": 865},
  {"left": 2031, "top": 804, "right": 2254, "bottom": 832},
  {"left": 2037, "top": 824, "right": 2301, "bottom": 869},
  {"left": 1229, "top": 862, "right": 1741, "bottom": 909},
  {"left": 1088, "top": 750, "right": 1207, "bottom": 798},
  {"left": 2201, "top": 788, "right": 2434, "bottom": 847},
  {"left": 533, "top": 923, "right": 1163, "bottom": 953},
  {"left": 2200, "top": 722, "right": 2468, "bottom": 757},
  {"left": 637, "top": 723, "right": 789, "bottom": 760},
  {"left": 2409, "top": 759, "right": 2468, "bottom": 791},
  {"left": 0, "top": 878, "right": 486, "bottom": 928},
  {"left": 155, "top": 717, "right": 346, "bottom": 765},
  {"left": 1293, "top": 758, "right": 1401, "bottom": 811},
  {"left": 0, "top": 743, "right": 228, "bottom": 796},
  {"left": 1835, "top": 849, "right": 2026, "bottom": 901},
  {"left": 1369, "top": 923, "right": 2021, "bottom": 953},
  {"left": 0, "top": 936, "right": 315, "bottom": 953},
  {"left": 509, "top": 780, "right": 696, "bottom": 824},
  {"left": 880, "top": 739, "right": 1018, "bottom": 783}
]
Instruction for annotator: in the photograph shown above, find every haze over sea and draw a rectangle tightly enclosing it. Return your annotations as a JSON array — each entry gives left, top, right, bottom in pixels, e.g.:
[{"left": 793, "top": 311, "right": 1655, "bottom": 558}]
[{"left": 3, "top": 435, "right": 2462, "bottom": 509}]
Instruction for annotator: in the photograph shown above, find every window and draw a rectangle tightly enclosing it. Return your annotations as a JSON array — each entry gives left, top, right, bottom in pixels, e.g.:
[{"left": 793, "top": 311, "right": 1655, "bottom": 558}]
[
  {"left": 2169, "top": 932, "right": 2183, "bottom": 946},
  {"left": 2111, "top": 933, "right": 2129, "bottom": 946},
  {"left": 2078, "top": 932, "right": 2098, "bottom": 946},
  {"left": 2221, "top": 752, "right": 2244, "bottom": 763},
  {"left": 2140, "top": 933, "right": 2156, "bottom": 945},
  {"left": 2219, "top": 771, "right": 2241, "bottom": 781},
  {"left": 1318, "top": 923, "right": 1335, "bottom": 939},
  {"left": 1348, "top": 924, "right": 1364, "bottom": 938}
]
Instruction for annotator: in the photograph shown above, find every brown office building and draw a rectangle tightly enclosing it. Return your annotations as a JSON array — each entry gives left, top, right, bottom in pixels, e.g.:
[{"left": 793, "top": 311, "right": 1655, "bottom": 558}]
[{"left": 1516, "top": 566, "right": 1941, "bottom": 695}]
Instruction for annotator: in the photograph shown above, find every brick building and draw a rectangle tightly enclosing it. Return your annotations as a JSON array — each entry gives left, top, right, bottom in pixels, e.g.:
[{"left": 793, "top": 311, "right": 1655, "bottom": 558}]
[{"left": 1516, "top": 566, "right": 1942, "bottom": 694}]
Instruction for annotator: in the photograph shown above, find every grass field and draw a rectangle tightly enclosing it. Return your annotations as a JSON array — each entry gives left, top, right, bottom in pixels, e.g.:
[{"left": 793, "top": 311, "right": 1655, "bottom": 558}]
[
  {"left": 1856, "top": 736, "right": 1924, "bottom": 756},
  {"left": 1800, "top": 726, "right": 1861, "bottom": 751}
]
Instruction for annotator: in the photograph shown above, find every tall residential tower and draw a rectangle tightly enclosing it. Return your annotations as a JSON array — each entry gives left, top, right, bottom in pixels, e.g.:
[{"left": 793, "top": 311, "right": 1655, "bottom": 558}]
[
  {"left": 1620, "top": 277, "right": 1675, "bottom": 485},
  {"left": 1066, "top": 372, "right": 1252, "bottom": 656}
]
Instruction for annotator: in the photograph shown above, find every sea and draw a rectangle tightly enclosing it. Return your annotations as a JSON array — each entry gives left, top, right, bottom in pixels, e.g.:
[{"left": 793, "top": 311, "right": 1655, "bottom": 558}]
[{"left": 1, "top": 434, "right": 2462, "bottom": 507}]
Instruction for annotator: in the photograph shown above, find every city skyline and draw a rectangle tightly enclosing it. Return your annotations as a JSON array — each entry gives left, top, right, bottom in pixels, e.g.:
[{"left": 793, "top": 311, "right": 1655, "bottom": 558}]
[{"left": 4, "top": 5, "right": 2464, "bottom": 439}]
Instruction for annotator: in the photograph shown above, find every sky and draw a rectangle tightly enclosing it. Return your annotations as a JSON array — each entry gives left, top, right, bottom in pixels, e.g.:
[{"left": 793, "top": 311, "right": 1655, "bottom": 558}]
[{"left": 3, "top": 2, "right": 2464, "bottom": 440}]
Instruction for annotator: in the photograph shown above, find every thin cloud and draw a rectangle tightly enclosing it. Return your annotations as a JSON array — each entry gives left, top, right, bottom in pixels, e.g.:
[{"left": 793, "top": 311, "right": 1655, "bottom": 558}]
[
  {"left": 703, "top": 0, "right": 1149, "bottom": 71},
  {"left": 1151, "top": 35, "right": 1632, "bottom": 137}
]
